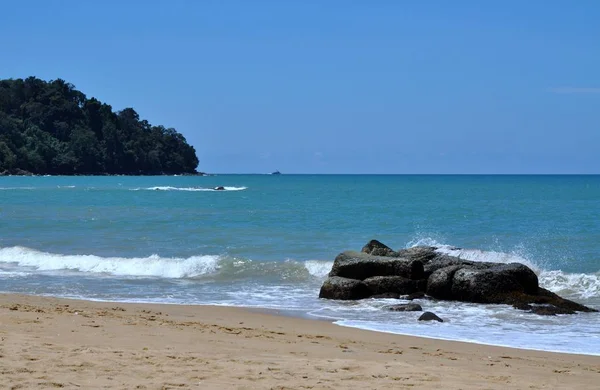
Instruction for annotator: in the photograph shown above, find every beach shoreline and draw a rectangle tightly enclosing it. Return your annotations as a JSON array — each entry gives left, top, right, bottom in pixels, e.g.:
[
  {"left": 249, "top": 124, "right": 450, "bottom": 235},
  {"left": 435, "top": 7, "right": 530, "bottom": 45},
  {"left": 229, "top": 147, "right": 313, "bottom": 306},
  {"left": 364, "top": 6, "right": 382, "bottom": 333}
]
[{"left": 0, "top": 293, "right": 598, "bottom": 389}]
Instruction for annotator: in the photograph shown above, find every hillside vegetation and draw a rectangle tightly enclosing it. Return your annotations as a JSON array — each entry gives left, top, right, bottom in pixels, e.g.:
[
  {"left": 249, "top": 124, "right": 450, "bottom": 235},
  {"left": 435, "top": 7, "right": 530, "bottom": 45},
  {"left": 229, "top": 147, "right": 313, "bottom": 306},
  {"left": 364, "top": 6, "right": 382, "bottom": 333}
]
[{"left": 0, "top": 77, "right": 199, "bottom": 175}]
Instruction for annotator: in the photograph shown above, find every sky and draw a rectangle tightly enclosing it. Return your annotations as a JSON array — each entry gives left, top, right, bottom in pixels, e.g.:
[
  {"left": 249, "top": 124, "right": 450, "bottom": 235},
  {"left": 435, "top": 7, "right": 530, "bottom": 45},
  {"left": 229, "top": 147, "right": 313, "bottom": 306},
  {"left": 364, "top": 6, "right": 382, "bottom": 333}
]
[{"left": 1, "top": 0, "right": 598, "bottom": 174}]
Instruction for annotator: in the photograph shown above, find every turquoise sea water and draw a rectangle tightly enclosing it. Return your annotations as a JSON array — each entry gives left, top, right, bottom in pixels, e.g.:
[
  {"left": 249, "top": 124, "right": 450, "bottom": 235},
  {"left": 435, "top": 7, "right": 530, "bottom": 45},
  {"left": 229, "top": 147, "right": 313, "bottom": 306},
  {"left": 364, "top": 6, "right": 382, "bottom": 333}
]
[{"left": 1, "top": 175, "right": 599, "bottom": 355}]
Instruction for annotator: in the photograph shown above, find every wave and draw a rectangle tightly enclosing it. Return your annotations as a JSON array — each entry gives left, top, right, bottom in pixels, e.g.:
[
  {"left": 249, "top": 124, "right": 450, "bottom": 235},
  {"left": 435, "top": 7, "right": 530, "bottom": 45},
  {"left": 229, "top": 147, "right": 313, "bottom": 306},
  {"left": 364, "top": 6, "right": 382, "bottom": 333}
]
[
  {"left": 131, "top": 186, "right": 247, "bottom": 192},
  {"left": 0, "top": 185, "right": 77, "bottom": 190},
  {"left": 539, "top": 271, "right": 600, "bottom": 299},
  {"left": 406, "top": 238, "right": 599, "bottom": 299},
  {"left": 1, "top": 242, "right": 598, "bottom": 299},
  {"left": 0, "top": 246, "right": 330, "bottom": 280},
  {"left": 0, "top": 270, "right": 30, "bottom": 277}
]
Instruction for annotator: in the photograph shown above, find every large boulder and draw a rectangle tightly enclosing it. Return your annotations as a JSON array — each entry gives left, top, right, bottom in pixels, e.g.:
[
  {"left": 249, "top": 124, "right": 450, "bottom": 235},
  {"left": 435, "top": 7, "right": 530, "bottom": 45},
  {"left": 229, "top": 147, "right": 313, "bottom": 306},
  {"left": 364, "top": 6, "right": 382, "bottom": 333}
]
[
  {"left": 318, "top": 276, "right": 370, "bottom": 300},
  {"left": 451, "top": 263, "right": 539, "bottom": 303},
  {"left": 362, "top": 276, "right": 419, "bottom": 296},
  {"left": 388, "top": 303, "right": 422, "bottom": 312},
  {"left": 329, "top": 251, "right": 424, "bottom": 280},
  {"left": 426, "top": 265, "right": 462, "bottom": 299},
  {"left": 426, "top": 262, "right": 539, "bottom": 303},
  {"left": 319, "top": 240, "right": 597, "bottom": 315}
]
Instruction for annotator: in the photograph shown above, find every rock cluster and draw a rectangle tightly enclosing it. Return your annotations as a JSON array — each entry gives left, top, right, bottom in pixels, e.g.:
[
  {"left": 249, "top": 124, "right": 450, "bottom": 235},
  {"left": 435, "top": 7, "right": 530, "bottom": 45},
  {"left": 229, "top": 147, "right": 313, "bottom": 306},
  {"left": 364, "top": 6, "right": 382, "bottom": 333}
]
[{"left": 319, "top": 240, "right": 596, "bottom": 316}]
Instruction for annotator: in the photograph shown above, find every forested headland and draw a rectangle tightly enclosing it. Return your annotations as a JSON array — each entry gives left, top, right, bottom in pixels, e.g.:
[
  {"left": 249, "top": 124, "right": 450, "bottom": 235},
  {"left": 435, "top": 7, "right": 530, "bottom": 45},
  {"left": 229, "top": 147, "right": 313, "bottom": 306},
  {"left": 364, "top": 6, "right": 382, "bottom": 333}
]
[{"left": 0, "top": 77, "right": 199, "bottom": 175}]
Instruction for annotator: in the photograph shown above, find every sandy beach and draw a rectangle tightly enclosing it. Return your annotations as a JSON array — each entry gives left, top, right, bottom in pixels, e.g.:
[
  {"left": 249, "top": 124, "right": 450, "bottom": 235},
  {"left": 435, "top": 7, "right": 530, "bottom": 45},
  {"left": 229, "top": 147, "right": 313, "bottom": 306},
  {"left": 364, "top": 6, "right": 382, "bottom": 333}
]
[{"left": 0, "top": 294, "right": 597, "bottom": 389}]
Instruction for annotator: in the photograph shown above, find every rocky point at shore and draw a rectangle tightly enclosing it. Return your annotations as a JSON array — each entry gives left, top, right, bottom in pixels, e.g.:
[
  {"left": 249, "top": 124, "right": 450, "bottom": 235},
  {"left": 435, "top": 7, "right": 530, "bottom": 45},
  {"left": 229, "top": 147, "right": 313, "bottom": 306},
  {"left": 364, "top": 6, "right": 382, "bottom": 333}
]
[{"left": 319, "top": 240, "right": 597, "bottom": 316}]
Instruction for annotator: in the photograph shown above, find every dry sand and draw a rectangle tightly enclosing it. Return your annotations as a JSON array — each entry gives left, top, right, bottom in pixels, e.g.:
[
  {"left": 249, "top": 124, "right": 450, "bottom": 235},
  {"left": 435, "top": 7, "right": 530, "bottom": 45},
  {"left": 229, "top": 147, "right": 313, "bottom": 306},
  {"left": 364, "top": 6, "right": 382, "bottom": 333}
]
[{"left": 0, "top": 294, "right": 598, "bottom": 389}]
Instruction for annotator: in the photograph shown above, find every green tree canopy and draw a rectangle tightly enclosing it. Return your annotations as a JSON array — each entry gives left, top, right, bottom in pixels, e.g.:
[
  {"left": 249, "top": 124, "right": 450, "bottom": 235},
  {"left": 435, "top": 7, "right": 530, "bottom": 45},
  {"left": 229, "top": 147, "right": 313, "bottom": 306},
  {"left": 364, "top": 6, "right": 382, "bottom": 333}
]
[{"left": 0, "top": 77, "right": 199, "bottom": 175}]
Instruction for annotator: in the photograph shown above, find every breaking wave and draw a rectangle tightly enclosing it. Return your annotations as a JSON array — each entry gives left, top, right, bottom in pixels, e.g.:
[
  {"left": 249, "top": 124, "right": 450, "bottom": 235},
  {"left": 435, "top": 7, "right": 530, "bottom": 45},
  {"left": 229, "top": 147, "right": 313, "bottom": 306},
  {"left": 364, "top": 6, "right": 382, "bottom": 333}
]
[
  {"left": 1, "top": 241, "right": 597, "bottom": 300},
  {"left": 132, "top": 186, "right": 247, "bottom": 192},
  {"left": 0, "top": 246, "right": 330, "bottom": 281}
]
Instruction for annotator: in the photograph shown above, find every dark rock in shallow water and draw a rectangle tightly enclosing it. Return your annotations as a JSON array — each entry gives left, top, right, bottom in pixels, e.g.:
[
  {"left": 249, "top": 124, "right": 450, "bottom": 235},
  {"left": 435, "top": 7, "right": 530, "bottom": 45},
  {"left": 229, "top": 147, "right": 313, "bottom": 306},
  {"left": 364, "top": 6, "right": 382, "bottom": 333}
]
[
  {"left": 318, "top": 276, "right": 370, "bottom": 300},
  {"left": 318, "top": 240, "right": 597, "bottom": 315},
  {"left": 418, "top": 312, "right": 443, "bottom": 322},
  {"left": 426, "top": 262, "right": 539, "bottom": 304},
  {"left": 529, "top": 305, "right": 576, "bottom": 316},
  {"left": 513, "top": 303, "right": 533, "bottom": 311},
  {"left": 363, "top": 276, "right": 419, "bottom": 296},
  {"left": 403, "top": 291, "right": 426, "bottom": 300},
  {"left": 214, "top": 186, "right": 225, "bottom": 191},
  {"left": 528, "top": 287, "right": 595, "bottom": 313},
  {"left": 388, "top": 303, "right": 422, "bottom": 312},
  {"left": 514, "top": 303, "right": 576, "bottom": 316},
  {"left": 329, "top": 251, "right": 424, "bottom": 280},
  {"left": 426, "top": 265, "right": 462, "bottom": 299},
  {"left": 450, "top": 263, "right": 539, "bottom": 303},
  {"left": 370, "top": 292, "right": 400, "bottom": 299}
]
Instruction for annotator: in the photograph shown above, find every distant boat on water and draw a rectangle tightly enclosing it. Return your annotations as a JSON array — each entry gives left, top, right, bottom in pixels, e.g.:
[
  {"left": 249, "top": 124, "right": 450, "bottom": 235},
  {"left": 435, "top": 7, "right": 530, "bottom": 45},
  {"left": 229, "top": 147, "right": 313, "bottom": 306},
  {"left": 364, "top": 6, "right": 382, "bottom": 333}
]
[{"left": 271, "top": 170, "right": 281, "bottom": 175}]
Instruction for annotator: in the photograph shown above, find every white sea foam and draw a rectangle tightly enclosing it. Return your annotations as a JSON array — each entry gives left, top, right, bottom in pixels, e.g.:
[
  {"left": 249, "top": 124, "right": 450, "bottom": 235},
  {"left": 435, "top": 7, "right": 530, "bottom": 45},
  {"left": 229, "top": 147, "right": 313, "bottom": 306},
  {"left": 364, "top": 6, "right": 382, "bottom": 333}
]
[
  {"left": 0, "top": 270, "right": 29, "bottom": 277},
  {"left": 0, "top": 246, "right": 331, "bottom": 280},
  {"left": 304, "top": 260, "right": 333, "bottom": 278},
  {"left": 132, "top": 186, "right": 247, "bottom": 192},
  {"left": 539, "top": 270, "right": 600, "bottom": 299},
  {"left": 0, "top": 187, "right": 36, "bottom": 190},
  {"left": 0, "top": 246, "right": 220, "bottom": 278}
]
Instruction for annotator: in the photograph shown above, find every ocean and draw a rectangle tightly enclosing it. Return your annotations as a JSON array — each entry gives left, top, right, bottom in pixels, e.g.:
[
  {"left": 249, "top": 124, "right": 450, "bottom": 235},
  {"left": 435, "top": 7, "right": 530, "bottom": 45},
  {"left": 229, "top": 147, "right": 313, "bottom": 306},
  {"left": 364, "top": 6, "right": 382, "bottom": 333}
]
[{"left": 0, "top": 174, "right": 598, "bottom": 355}]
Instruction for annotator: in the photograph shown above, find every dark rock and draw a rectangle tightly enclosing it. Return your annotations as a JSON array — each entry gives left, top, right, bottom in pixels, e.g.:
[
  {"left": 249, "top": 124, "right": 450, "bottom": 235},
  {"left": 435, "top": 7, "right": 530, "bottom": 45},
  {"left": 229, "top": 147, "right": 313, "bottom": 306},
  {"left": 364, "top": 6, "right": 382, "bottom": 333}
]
[
  {"left": 370, "top": 292, "right": 400, "bottom": 299},
  {"left": 513, "top": 303, "right": 533, "bottom": 311},
  {"left": 0, "top": 168, "right": 35, "bottom": 176},
  {"left": 529, "top": 305, "right": 576, "bottom": 316},
  {"left": 450, "top": 263, "right": 539, "bottom": 303},
  {"left": 426, "top": 262, "right": 539, "bottom": 304},
  {"left": 388, "top": 303, "right": 423, "bottom": 312},
  {"left": 361, "top": 239, "right": 399, "bottom": 257},
  {"left": 423, "top": 255, "right": 496, "bottom": 278},
  {"left": 14, "top": 168, "right": 34, "bottom": 176},
  {"left": 396, "top": 246, "right": 439, "bottom": 264},
  {"left": 363, "top": 276, "right": 419, "bottom": 296},
  {"left": 214, "top": 186, "right": 225, "bottom": 191},
  {"left": 329, "top": 251, "right": 424, "bottom": 280},
  {"left": 319, "top": 241, "right": 598, "bottom": 315},
  {"left": 514, "top": 302, "right": 577, "bottom": 315},
  {"left": 526, "top": 288, "right": 597, "bottom": 313},
  {"left": 318, "top": 276, "right": 370, "bottom": 300},
  {"left": 416, "top": 279, "right": 428, "bottom": 292},
  {"left": 403, "top": 291, "right": 426, "bottom": 300},
  {"left": 426, "top": 265, "right": 462, "bottom": 299},
  {"left": 418, "top": 312, "right": 444, "bottom": 322}
]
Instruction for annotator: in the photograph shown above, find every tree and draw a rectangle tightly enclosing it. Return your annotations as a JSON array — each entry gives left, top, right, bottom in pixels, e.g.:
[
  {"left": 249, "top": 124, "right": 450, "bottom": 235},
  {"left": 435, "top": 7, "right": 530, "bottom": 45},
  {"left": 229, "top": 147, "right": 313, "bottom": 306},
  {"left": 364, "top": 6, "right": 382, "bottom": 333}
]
[{"left": 0, "top": 77, "right": 199, "bottom": 175}]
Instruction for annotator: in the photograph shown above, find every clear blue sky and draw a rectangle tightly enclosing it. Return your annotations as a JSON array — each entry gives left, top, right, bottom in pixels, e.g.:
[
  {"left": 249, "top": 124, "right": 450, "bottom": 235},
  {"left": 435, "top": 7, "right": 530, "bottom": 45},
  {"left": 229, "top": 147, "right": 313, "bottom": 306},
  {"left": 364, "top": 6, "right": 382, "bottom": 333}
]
[{"left": 1, "top": 0, "right": 598, "bottom": 173}]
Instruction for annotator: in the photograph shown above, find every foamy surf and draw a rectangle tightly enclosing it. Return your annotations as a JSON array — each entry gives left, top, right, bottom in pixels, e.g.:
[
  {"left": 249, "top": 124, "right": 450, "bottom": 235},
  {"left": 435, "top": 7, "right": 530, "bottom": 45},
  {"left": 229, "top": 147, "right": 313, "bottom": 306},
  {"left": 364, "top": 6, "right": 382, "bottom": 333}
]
[
  {"left": 0, "top": 246, "right": 330, "bottom": 280},
  {"left": 0, "top": 247, "right": 220, "bottom": 278},
  {"left": 131, "top": 186, "right": 247, "bottom": 192}
]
